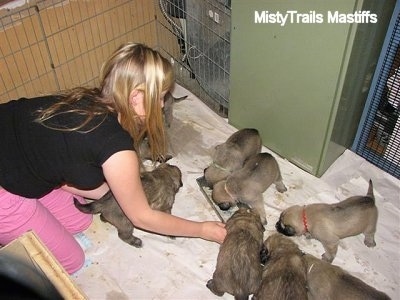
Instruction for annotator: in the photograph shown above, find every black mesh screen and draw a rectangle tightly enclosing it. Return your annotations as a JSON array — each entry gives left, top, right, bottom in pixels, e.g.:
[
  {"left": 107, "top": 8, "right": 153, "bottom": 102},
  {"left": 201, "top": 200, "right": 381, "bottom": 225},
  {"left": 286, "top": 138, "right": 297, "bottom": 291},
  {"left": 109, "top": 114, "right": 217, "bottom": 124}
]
[{"left": 354, "top": 12, "right": 400, "bottom": 179}]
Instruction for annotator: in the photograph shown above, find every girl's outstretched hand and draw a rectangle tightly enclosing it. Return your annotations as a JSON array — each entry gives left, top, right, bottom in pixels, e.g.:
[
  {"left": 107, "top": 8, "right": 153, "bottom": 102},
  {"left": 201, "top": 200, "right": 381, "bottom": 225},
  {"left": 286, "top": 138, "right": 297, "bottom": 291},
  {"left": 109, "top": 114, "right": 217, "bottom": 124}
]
[{"left": 200, "top": 221, "right": 226, "bottom": 244}]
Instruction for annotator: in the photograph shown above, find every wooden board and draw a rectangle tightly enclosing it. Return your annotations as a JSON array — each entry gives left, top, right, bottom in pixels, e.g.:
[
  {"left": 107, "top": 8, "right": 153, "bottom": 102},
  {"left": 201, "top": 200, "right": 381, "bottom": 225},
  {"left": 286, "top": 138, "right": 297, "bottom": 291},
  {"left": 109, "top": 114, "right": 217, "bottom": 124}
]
[{"left": 0, "top": 231, "right": 87, "bottom": 299}]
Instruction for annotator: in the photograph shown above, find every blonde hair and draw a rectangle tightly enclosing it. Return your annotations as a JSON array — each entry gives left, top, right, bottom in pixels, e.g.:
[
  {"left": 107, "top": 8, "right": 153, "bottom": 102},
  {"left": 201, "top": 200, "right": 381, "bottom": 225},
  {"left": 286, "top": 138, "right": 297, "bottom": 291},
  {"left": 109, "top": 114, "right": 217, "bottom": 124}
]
[{"left": 37, "top": 43, "right": 174, "bottom": 161}]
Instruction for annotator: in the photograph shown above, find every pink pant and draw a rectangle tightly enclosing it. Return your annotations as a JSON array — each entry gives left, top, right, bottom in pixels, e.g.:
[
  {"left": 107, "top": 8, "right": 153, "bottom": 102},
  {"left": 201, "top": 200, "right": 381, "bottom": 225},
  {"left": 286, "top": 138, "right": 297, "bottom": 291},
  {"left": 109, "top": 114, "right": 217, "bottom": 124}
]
[{"left": 0, "top": 188, "right": 92, "bottom": 274}]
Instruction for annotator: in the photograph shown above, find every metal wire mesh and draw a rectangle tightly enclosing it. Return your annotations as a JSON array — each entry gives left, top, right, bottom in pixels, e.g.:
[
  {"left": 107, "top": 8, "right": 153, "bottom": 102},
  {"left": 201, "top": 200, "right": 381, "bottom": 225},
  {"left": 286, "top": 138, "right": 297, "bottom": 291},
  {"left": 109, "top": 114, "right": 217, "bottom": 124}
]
[
  {"left": 155, "top": 0, "right": 231, "bottom": 117},
  {"left": 353, "top": 12, "right": 400, "bottom": 179}
]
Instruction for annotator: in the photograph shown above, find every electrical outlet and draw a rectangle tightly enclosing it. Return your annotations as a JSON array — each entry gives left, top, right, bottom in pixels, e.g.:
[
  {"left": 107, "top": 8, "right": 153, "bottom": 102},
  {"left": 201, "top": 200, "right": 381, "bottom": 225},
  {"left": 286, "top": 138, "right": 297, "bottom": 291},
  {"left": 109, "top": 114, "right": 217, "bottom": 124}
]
[{"left": 214, "top": 12, "right": 220, "bottom": 23}]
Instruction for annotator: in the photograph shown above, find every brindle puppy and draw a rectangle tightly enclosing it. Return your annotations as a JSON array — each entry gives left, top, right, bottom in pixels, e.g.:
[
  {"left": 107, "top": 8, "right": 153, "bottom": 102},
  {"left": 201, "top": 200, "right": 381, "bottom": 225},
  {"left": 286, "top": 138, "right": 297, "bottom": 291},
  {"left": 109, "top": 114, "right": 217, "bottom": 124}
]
[
  {"left": 163, "top": 91, "right": 187, "bottom": 128},
  {"left": 74, "top": 163, "right": 182, "bottom": 247},
  {"left": 253, "top": 233, "right": 308, "bottom": 300},
  {"left": 212, "top": 152, "right": 287, "bottom": 223},
  {"left": 304, "top": 252, "right": 391, "bottom": 300},
  {"left": 203, "top": 128, "right": 262, "bottom": 188},
  {"left": 138, "top": 92, "right": 187, "bottom": 162},
  {"left": 206, "top": 206, "right": 265, "bottom": 300}
]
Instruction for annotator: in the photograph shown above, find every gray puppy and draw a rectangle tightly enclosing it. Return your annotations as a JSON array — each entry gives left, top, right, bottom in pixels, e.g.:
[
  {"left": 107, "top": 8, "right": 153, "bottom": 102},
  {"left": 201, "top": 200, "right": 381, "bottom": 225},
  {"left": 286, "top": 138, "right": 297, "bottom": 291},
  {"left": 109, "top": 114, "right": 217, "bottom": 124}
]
[
  {"left": 138, "top": 92, "right": 187, "bottom": 162},
  {"left": 204, "top": 128, "right": 262, "bottom": 188},
  {"left": 276, "top": 180, "right": 377, "bottom": 262},
  {"left": 304, "top": 252, "right": 390, "bottom": 300},
  {"left": 253, "top": 233, "right": 308, "bottom": 300},
  {"left": 206, "top": 206, "right": 265, "bottom": 300},
  {"left": 163, "top": 91, "right": 188, "bottom": 128},
  {"left": 212, "top": 152, "right": 287, "bottom": 224},
  {"left": 74, "top": 163, "right": 183, "bottom": 247}
]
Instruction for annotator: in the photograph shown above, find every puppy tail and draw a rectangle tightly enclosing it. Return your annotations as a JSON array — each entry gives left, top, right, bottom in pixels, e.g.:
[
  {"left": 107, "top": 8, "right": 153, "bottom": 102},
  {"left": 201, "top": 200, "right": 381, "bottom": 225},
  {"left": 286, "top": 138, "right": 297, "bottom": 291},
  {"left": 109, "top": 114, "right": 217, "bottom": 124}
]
[
  {"left": 367, "top": 179, "right": 374, "bottom": 200},
  {"left": 73, "top": 197, "right": 103, "bottom": 214},
  {"left": 174, "top": 95, "right": 188, "bottom": 102}
]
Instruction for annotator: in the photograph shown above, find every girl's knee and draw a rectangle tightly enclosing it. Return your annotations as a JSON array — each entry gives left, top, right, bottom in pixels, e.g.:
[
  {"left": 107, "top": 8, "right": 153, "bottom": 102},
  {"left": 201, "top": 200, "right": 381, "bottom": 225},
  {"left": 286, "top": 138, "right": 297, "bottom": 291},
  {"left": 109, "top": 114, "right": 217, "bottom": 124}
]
[
  {"left": 44, "top": 229, "right": 87, "bottom": 274},
  {"left": 62, "top": 244, "right": 86, "bottom": 274},
  {"left": 0, "top": 189, "right": 88, "bottom": 275}
]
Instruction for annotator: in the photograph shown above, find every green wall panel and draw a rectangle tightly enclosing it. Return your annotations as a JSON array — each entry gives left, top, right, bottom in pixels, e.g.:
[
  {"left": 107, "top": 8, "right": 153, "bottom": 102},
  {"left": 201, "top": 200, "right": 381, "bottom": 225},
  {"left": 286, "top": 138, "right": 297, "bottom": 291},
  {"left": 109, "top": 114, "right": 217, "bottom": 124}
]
[{"left": 229, "top": 0, "right": 390, "bottom": 176}]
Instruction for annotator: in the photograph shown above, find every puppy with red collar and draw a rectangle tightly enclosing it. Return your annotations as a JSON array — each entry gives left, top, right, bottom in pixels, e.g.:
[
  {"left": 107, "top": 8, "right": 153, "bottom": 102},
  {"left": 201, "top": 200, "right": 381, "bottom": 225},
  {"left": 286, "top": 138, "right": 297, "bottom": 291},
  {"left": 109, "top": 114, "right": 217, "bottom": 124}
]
[{"left": 275, "top": 180, "right": 378, "bottom": 263}]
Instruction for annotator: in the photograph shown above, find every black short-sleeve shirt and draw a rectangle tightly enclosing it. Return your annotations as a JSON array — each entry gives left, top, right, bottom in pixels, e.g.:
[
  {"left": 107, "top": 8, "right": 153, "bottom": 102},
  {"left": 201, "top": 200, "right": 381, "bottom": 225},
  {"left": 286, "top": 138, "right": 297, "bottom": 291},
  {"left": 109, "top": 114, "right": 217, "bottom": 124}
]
[{"left": 0, "top": 95, "right": 134, "bottom": 198}]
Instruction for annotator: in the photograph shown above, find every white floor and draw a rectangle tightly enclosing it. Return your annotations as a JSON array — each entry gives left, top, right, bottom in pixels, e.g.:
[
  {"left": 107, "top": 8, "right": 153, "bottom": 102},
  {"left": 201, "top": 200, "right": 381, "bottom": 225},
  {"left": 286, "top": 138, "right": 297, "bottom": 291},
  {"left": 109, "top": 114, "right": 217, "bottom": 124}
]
[{"left": 73, "top": 84, "right": 400, "bottom": 300}]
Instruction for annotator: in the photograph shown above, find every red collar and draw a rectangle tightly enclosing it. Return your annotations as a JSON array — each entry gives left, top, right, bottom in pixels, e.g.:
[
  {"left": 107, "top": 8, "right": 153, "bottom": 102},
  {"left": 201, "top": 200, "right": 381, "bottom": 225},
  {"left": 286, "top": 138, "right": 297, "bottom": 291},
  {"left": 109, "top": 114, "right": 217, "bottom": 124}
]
[{"left": 302, "top": 206, "right": 309, "bottom": 233}]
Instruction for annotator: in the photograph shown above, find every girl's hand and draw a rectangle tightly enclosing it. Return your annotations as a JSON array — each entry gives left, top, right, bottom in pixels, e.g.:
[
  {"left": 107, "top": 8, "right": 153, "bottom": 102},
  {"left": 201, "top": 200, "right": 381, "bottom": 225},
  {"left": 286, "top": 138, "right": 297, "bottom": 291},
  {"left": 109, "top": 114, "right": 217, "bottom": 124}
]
[{"left": 201, "top": 221, "right": 226, "bottom": 244}]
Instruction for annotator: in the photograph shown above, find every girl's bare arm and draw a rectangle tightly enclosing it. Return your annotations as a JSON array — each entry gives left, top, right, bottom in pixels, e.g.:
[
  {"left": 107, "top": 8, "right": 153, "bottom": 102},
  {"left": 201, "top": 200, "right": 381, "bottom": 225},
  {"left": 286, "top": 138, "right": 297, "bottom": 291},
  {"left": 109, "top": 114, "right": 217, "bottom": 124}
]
[{"left": 102, "top": 150, "right": 226, "bottom": 243}]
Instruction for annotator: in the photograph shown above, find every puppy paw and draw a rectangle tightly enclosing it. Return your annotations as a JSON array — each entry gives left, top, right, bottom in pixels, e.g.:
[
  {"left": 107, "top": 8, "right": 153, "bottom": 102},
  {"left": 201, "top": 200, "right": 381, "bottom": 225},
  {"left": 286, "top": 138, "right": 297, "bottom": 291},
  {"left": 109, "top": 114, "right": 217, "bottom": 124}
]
[
  {"left": 120, "top": 236, "right": 143, "bottom": 248},
  {"left": 364, "top": 239, "right": 376, "bottom": 248},
  {"left": 275, "top": 182, "right": 287, "bottom": 193},
  {"left": 206, "top": 279, "right": 224, "bottom": 296},
  {"left": 206, "top": 279, "right": 213, "bottom": 289},
  {"left": 131, "top": 239, "right": 143, "bottom": 248}
]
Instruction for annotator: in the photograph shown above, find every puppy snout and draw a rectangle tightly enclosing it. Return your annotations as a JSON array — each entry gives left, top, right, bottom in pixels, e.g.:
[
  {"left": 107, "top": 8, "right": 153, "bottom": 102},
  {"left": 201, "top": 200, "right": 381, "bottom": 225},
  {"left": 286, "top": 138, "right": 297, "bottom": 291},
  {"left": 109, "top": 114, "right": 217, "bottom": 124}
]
[
  {"left": 260, "top": 246, "right": 269, "bottom": 265},
  {"left": 218, "top": 203, "right": 232, "bottom": 211},
  {"left": 275, "top": 221, "right": 282, "bottom": 231},
  {"left": 275, "top": 220, "right": 286, "bottom": 233}
]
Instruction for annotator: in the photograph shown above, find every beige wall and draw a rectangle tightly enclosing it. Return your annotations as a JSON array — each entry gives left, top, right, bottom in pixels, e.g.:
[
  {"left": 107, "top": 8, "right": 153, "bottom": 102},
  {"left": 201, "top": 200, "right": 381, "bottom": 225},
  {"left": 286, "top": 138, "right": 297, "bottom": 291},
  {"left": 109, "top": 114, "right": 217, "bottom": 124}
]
[{"left": 0, "top": 0, "right": 178, "bottom": 103}]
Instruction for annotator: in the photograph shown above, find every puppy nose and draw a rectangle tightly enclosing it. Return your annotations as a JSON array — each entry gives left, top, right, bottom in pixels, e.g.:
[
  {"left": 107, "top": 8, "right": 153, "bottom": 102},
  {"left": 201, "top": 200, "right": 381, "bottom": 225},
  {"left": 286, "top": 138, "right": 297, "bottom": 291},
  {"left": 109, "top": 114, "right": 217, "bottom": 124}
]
[
  {"left": 275, "top": 221, "right": 282, "bottom": 230},
  {"left": 260, "top": 247, "right": 268, "bottom": 265}
]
